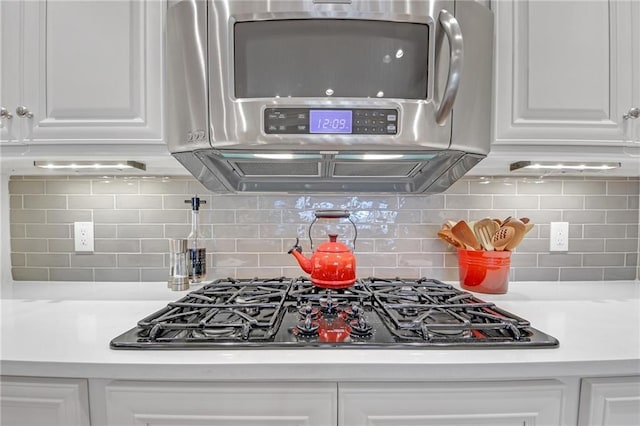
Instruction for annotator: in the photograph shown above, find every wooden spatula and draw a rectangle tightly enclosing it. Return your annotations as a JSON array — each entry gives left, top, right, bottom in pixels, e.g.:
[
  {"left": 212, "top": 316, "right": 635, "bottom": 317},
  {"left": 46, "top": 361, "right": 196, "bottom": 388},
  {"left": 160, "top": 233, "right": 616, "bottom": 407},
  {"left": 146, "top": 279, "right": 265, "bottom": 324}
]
[
  {"left": 437, "top": 229, "right": 465, "bottom": 249},
  {"left": 491, "top": 226, "right": 515, "bottom": 251},
  {"left": 474, "top": 218, "right": 499, "bottom": 251},
  {"left": 451, "top": 220, "right": 482, "bottom": 251},
  {"left": 502, "top": 218, "right": 527, "bottom": 251}
]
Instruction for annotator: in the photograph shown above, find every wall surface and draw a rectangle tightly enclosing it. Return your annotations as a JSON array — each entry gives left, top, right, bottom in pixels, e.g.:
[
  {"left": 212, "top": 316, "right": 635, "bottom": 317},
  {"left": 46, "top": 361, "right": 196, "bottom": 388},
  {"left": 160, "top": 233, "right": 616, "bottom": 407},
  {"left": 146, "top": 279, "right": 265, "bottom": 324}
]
[{"left": 7, "top": 175, "right": 639, "bottom": 282}]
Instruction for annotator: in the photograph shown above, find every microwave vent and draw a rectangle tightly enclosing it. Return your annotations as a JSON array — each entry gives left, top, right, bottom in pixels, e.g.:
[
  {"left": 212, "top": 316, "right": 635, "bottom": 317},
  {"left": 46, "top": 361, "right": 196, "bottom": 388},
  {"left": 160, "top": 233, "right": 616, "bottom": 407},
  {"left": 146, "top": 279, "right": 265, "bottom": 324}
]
[
  {"left": 180, "top": 150, "right": 484, "bottom": 193},
  {"left": 233, "top": 161, "right": 321, "bottom": 177},
  {"left": 332, "top": 162, "right": 419, "bottom": 178}
]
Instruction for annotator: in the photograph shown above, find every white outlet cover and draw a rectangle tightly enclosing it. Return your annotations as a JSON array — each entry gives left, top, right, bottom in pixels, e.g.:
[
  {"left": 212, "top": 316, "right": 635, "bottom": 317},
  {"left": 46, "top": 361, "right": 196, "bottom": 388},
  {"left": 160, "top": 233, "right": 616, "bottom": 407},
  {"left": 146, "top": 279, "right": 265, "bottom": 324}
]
[
  {"left": 74, "top": 221, "right": 94, "bottom": 252},
  {"left": 549, "top": 222, "right": 569, "bottom": 252}
]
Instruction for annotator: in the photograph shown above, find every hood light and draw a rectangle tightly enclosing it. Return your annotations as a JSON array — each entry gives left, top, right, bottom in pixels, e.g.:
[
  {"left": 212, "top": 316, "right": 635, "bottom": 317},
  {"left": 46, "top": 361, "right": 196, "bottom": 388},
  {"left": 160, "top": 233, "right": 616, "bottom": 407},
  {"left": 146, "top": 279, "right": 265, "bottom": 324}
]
[
  {"left": 510, "top": 161, "right": 621, "bottom": 172},
  {"left": 34, "top": 161, "right": 146, "bottom": 171},
  {"left": 253, "top": 153, "right": 297, "bottom": 160},
  {"left": 335, "top": 153, "right": 436, "bottom": 161},
  {"left": 221, "top": 153, "right": 323, "bottom": 160},
  {"left": 362, "top": 154, "right": 404, "bottom": 160},
  {"left": 221, "top": 153, "right": 437, "bottom": 161}
]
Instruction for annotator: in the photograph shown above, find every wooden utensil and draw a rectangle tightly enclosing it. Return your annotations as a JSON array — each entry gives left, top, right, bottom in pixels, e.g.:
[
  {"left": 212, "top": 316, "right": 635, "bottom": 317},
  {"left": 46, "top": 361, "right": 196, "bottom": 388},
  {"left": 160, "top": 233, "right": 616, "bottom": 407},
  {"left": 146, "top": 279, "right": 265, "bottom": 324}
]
[
  {"left": 474, "top": 218, "right": 499, "bottom": 251},
  {"left": 491, "top": 226, "right": 515, "bottom": 251},
  {"left": 524, "top": 222, "right": 535, "bottom": 235},
  {"left": 437, "top": 229, "right": 464, "bottom": 249},
  {"left": 442, "top": 220, "right": 456, "bottom": 230},
  {"left": 502, "top": 218, "right": 526, "bottom": 251},
  {"left": 451, "top": 220, "right": 482, "bottom": 251}
]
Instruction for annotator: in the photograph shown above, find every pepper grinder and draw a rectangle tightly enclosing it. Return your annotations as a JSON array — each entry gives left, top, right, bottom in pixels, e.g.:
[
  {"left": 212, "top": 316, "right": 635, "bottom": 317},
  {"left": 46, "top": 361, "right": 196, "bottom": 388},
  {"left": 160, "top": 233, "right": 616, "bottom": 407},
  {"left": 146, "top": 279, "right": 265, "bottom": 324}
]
[{"left": 168, "top": 239, "right": 189, "bottom": 291}]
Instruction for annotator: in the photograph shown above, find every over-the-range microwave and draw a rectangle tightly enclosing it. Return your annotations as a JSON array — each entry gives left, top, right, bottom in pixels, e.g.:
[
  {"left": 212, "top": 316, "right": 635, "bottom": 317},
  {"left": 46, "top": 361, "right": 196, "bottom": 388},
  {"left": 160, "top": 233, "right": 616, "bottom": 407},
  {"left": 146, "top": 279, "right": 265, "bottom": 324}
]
[{"left": 166, "top": 0, "right": 494, "bottom": 193}]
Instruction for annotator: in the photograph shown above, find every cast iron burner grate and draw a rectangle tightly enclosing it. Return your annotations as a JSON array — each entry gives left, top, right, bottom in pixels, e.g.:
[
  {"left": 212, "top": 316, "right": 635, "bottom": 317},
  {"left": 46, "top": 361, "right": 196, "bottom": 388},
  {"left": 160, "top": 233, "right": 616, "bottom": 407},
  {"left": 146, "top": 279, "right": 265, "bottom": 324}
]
[
  {"left": 110, "top": 277, "right": 559, "bottom": 349},
  {"left": 365, "top": 277, "right": 530, "bottom": 343},
  {"left": 136, "top": 277, "right": 290, "bottom": 343}
]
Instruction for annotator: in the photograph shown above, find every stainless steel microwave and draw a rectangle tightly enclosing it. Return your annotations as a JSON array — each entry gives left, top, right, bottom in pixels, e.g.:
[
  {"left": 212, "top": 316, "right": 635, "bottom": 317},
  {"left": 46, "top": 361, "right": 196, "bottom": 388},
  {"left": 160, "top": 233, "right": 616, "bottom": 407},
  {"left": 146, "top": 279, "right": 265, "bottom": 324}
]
[{"left": 166, "top": 0, "right": 494, "bottom": 193}]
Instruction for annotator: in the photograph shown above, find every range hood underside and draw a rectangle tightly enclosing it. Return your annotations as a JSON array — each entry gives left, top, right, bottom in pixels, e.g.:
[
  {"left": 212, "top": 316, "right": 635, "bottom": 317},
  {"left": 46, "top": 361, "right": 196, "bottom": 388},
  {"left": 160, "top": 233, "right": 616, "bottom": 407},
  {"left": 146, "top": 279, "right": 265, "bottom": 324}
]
[{"left": 173, "top": 150, "right": 485, "bottom": 193}]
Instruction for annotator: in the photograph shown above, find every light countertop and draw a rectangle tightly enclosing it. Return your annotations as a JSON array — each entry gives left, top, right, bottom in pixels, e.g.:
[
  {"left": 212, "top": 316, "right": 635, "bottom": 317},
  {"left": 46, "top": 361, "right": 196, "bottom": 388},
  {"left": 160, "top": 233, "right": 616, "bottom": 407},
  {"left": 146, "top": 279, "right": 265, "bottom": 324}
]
[{"left": 1, "top": 280, "right": 639, "bottom": 382}]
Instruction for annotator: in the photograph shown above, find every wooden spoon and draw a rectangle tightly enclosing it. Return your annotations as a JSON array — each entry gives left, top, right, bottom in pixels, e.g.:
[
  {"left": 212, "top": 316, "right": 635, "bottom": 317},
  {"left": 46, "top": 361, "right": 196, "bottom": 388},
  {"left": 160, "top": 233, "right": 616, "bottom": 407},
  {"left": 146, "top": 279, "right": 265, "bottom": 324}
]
[
  {"left": 474, "top": 218, "right": 499, "bottom": 251},
  {"left": 502, "top": 218, "right": 527, "bottom": 251},
  {"left": 451, "top": 220, "right": 482, "bottom": 251},
  {"left": 491, "top": 226, "right": 515, "bottom": 251}
]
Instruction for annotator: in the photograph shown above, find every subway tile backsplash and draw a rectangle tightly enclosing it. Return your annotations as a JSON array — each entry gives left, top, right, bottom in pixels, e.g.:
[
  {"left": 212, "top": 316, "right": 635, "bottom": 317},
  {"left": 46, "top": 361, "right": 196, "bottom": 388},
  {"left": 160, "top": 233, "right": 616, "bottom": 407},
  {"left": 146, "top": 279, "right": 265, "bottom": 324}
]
[{"left": 8, "top": 175, "right": 640, "bottom": 282}]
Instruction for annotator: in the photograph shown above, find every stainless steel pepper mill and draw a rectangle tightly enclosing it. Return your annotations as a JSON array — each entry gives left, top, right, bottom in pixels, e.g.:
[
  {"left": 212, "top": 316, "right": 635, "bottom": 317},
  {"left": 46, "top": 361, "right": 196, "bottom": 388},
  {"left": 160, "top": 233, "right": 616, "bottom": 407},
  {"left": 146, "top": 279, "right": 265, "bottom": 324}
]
[{"left": 168, "top": 239, "right": 189, "bottom": 291}]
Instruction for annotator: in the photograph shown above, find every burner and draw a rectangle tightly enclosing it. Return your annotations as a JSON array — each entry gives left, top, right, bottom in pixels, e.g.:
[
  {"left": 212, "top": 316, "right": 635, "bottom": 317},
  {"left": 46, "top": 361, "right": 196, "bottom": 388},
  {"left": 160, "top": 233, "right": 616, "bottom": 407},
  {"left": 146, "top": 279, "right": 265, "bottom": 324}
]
[
  {"left": 298, "top": 303, "right": 320, "bottom": 319},
  {"left": 344, "top": 303, "right": 364, "bottom": 318},
  {"left": 319, "top": 294, "right": 339, "bottom": 314},
  {"left": 294, "top": 316, "right": 320, "bottom": 336},
  {"left": 399, "top": 306, "right": 419, "bottom": 317},
  {"left": 349, "top": 316, "right": 373, "bottom": 336},
  {"left": 192, "top": 327, "right": 237, "bottom": 338},
  {"left": 242, "top": 307, "right": 260, "bottom": 316}
]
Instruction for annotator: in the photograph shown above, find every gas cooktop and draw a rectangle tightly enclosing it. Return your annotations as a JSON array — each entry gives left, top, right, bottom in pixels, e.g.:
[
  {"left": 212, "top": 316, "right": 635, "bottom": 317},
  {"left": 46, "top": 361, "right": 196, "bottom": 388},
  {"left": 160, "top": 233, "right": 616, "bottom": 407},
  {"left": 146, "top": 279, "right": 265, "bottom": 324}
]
[{"left": 110, "top": 277, "right": 559, "bottom": 349}]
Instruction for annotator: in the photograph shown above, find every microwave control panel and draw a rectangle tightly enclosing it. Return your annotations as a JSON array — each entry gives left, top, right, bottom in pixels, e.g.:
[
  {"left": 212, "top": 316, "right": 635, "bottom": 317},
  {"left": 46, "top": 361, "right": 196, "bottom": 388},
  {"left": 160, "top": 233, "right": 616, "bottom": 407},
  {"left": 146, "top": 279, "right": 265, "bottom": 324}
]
[{"left": 264, "top": 108, "right": 398, "bottom": 135}]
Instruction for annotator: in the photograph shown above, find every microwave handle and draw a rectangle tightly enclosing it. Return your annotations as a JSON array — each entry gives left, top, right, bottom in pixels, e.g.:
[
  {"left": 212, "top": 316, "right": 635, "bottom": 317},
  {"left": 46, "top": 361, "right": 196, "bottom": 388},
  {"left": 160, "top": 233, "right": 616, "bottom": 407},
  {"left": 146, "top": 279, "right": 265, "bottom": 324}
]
[{"left": 435, "top": 10, "right": 464, "bottom": 125}]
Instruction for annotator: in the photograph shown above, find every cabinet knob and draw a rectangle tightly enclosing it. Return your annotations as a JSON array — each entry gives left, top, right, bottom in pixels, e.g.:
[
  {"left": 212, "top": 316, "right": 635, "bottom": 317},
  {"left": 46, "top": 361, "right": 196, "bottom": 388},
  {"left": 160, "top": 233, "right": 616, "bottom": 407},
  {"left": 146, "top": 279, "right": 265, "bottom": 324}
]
[
  {"left": 623, "top": 107, "right": 640, "bottom": 120},
  {"left": 15, "top": 106, "right": 34, "bottom": 119},
  {"left": 0, "top": 107, "right": 12, "bottom": 119}
]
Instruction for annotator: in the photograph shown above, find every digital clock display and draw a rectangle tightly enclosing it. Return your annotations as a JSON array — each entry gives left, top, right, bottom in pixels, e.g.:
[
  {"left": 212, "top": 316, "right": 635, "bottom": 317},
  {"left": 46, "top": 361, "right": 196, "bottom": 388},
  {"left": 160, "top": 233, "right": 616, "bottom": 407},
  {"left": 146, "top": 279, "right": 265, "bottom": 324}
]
[{"left": 309, "top": 110, "right": 352, "bottom": 134}]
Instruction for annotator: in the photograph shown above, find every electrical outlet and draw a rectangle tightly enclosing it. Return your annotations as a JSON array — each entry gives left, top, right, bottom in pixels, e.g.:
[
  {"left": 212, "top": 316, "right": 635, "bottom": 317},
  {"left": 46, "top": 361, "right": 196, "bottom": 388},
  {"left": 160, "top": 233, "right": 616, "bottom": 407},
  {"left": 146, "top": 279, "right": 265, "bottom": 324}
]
[
  {"left": 549, "top": 222, "right": 569, "bottom": 252},
  {"left": 74, "top": 221, "right": 94, "bottom": 252}
]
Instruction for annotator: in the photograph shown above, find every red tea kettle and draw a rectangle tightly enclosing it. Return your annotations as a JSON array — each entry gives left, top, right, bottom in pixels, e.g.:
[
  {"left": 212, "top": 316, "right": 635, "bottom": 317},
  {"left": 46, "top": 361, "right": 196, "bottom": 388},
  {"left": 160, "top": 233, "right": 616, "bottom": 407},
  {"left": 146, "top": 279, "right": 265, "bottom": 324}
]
[{"left": 288, "top": 210, "right": 357, "bottom": 289}]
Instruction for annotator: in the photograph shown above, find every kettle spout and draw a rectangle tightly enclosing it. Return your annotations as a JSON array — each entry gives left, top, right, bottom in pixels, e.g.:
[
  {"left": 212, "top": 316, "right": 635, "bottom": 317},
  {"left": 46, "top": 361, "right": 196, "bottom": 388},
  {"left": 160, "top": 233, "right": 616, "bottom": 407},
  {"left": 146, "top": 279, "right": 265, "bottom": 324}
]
[{"left": 287, "top": 238, "right": 312, "bottom": 274}]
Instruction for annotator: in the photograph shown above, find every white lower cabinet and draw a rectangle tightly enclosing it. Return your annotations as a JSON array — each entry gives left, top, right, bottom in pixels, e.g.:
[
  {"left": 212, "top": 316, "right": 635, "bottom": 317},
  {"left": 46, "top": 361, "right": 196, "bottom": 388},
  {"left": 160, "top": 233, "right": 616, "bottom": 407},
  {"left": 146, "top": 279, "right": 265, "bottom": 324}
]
[
  {"left": 7, "top": 375, "right": 637, "bottom": 425},
  {"left": 90, "top": 380, "right": 338, "bottom": 426},
  {"left": 0, "top": 376, "right": 90, "bottom": 426},
  {"left": 578, "top": 376, "right": 640, "bottom": 426},
  {"left": 338, "top": 380, "right": 568, "bottom": 426}
]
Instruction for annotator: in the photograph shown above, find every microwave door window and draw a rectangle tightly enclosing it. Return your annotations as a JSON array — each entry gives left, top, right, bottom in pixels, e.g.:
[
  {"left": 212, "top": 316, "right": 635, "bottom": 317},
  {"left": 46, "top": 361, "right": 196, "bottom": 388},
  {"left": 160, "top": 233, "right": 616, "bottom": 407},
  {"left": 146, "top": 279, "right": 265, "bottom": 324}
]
[{"left": 234, "top": 19, "right": 429, "bottom": 99}]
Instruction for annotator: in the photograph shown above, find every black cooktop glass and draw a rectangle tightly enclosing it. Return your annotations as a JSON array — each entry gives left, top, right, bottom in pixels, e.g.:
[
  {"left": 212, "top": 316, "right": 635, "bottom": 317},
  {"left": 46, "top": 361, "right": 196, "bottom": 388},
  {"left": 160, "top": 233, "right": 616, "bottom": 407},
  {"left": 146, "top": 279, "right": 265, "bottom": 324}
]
[{"left": 110, "top": 277, "right": 559, "bottom": 349}]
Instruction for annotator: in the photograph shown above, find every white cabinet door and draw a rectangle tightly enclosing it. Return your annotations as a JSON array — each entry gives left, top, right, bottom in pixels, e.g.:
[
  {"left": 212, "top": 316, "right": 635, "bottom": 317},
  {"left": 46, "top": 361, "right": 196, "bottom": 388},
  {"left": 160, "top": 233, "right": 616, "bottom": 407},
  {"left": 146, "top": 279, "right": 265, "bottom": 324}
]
[
  {"left": 0, "top": 0, "right": 22, "bottom": 144},
  {"left": 628, "top": 0, "right": 640, "bottom": 145},
  {"left": 339, "top": 380, "right": 567, "bottom": 426},
  {"left": 91, "top": 380, "right": 338, "bottom": 426},
  {"left": 0, "top": 376, "right": 90, "bottom": 426},
  {"left": 493, "top": 0, "right": 636, "bottom": 146},
  {"left": 0, "top": 0, "right": 163, "bottom": 145},
  {"left": 578, "top": 376, "right": 640, "bottom": 426}
]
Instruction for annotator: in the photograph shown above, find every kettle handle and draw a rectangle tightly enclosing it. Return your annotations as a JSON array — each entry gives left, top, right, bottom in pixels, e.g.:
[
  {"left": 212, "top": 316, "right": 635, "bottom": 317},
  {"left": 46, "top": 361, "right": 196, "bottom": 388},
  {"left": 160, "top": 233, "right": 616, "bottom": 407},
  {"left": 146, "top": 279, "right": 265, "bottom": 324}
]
[{"left": 309, "top": 210, "right": 357, "bottom": 251}]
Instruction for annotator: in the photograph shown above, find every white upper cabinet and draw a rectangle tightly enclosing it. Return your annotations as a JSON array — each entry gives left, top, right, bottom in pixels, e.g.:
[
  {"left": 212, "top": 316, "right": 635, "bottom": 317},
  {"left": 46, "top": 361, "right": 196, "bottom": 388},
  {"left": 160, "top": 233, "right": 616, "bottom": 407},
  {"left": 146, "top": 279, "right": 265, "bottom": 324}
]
[
  {"left": 493, "top": 0, "right": 639, "bottom": 146},
  {"left": 0, "top": 0, "right": 163, "bottom": 145},
  {"left": 0, "top": 1, "right": 19, "bottom": 143}
]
